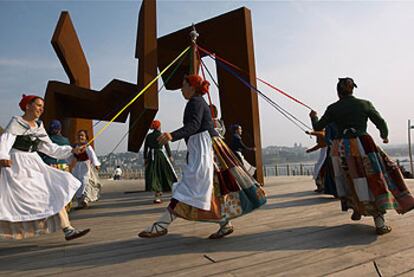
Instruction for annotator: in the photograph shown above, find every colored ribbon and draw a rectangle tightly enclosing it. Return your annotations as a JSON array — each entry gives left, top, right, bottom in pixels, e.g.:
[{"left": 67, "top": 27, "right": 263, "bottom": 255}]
[{"left": 197, "top": 45, "right": 313, "bottom": 111}]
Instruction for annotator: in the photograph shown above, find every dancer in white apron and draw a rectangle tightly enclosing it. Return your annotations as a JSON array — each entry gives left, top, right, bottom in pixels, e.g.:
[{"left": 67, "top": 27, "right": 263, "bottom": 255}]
[
  {"left": 138, "top": 75, "right": 266, "bottom": 239},
  {"left": 72, "top": 129, "right": 102, "bottom": 209},
  {"left": 0, "top": 95, "right": 90, "bottom": 240}
]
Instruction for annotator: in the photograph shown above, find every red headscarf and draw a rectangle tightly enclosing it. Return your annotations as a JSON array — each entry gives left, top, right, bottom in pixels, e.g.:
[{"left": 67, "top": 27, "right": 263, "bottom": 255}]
[
  {"left": 185, "top": 75, "right": 210, "bottom": 95},
  {"left": 19, "top": 94, "right": 41, "bottom": 112},
  {"left": 151, "top": 120, "right": 161, "bottom": 130}
]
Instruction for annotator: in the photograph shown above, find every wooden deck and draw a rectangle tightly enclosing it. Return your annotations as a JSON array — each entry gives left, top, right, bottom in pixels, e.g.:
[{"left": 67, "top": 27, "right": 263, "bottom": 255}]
[{"left": 1, "top": 176, "right": 414, "bottom": 276}]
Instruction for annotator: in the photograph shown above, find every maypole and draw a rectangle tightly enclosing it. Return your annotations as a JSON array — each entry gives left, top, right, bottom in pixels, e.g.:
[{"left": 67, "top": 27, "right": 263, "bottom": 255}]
[{"left": 189, "top": 24, "right": 200, "bottom": 75}]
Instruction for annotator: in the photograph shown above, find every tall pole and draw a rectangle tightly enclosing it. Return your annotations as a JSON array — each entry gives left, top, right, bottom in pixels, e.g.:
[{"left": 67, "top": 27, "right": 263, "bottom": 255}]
[
  {"left": 409, "top": 119, "right": 414, "bottom": 174},
  {"left": 189, "top": 24, "right": 200, "bottom": 75}
]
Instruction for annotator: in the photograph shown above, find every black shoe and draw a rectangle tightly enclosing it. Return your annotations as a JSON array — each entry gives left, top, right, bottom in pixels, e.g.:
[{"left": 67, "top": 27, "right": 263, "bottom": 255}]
[
  {"left": 376, "top": 225, "right": 392, "bottom": 235},
  {"left": 65, "top": 228, "right": 91, "bottom": 241},
  {"left": 208, "top": 225, "right": 234, "bottom": 239},
  {"left": 351, "top": 211, "right": 362, "bottom": 221}
]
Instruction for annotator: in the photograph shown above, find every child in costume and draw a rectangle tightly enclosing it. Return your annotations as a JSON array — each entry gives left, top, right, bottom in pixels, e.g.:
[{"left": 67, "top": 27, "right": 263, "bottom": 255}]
[{"left": 72, "top": 129, "right": 102, "bottom": 209}]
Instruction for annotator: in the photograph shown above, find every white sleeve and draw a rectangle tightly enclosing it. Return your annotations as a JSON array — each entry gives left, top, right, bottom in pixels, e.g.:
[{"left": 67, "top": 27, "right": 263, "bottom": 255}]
[
  {"left": 86, "top": 146, "right": 101, "bottom": 167},
  {"left": 0, "top": 132, "right": 17, "bottom": 160},
  {"left": 38, "top": 136, "right": 73, "bottom": 160}
]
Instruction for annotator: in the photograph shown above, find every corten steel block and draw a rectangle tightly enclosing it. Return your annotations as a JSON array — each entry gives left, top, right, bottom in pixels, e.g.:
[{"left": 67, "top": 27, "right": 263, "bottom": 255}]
[
  {"left": 157, "top": 7, "right": 263, "bottom": 184},
  {"left": 128, "top": 0, "right": 158, "bottom": 152},
  {"left": 45, "top": 80, "right": 137, "bottom": 121},
  {"left": 43, "top": 11, "right": 93, "bottom": 144}
]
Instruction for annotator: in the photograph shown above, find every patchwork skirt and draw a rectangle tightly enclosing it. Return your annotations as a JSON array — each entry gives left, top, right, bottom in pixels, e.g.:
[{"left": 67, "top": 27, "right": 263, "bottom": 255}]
[
  {"left": 169, "top": 135, "right": 267, "bottom": 222},
  {"left": 330, "top": 135, "right": 414, "bottom": 216}
]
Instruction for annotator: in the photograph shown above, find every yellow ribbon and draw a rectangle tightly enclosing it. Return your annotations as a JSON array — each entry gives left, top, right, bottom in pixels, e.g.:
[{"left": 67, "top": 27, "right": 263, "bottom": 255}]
[{"left": 87, "top": 46, "right": 191, "bottom": 146}]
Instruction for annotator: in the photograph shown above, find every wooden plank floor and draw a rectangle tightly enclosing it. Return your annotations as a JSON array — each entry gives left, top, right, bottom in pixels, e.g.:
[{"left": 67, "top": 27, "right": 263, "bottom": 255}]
[{"left": 1, "top": 176, "right": 414, "bottom": 277}]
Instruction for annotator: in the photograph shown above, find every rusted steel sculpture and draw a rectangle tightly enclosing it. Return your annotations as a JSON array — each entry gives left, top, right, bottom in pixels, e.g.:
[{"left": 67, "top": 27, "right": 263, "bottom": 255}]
[
  {"left": 42, "top": 11, "right": 138, "bottom": 146},
  {"left": 42, "top": 0, "right": 263, "bottom": 183}
]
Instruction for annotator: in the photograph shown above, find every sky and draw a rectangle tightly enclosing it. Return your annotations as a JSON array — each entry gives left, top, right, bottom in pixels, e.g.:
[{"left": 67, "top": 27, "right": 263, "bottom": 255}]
[{"left": 1, "top": 0, "right": 414, "bottom": 155}]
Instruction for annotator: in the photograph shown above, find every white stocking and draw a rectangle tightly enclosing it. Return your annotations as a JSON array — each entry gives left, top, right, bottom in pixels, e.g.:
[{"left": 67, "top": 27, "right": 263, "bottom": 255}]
[
  {"left": 145, "top": 209, "right": 176, "bottom": 233},
  {"left": 219, "top": 218, "right": 232, "bottom": 228}
]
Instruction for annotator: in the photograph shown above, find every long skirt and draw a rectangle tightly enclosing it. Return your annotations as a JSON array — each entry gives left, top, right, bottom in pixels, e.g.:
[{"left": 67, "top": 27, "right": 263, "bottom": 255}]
[
  {"left": 314, "top": 148, "right": 337, "bottom": 196},
  {"left": 50, "top": 163, "right": 73, "bottom": 212},
  {"left": 72, "top": 161, "right": 102, "bottom": 203},
  {"left": 330, "top": 135, "right": 414, "bottom": 216},
  {"left": 169, "top": 134, "right": 267, "bottom": 223},
  {"left": 313, "top": 148, "right": 328, "bottom": 179},
  {"left": 145, "top": 149, "right": 177, "bottom": 193},
  {"left": 0, "top": 150, "right": 81, "bottom": 239}
]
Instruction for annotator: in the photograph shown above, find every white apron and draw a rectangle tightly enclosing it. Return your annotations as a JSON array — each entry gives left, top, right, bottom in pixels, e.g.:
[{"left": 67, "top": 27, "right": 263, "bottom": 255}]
[
  {"left": 172, "top": 131, "right": 214, "bottom": 210},
  {"left": 236, "top": 151, "right": 256, "bottom": 176}
]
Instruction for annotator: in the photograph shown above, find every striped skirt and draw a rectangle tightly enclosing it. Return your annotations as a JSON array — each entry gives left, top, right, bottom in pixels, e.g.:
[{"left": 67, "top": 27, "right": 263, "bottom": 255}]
[
  {"left": 169, "top": 136, "right": 266, "bottom": 222},
  {"left": 330, "top": 135, "right": 414, "bottom": 216}
]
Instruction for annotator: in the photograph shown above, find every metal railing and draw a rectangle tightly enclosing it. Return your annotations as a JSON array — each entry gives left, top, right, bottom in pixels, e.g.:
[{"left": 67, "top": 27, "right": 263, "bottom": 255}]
[
  {"left": 262, "top": 163, "right": 314, "bottom": 177},
  {"left": 99, "top": 164, "right": 315, "bottom": 179},
  {"left": 99, "top": 167, "right": 183, "bottom": 179}
]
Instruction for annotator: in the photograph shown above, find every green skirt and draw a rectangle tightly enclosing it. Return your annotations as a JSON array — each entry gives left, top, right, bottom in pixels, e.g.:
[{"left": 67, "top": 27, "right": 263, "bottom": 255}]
[{"left": 145, "top": 149, "right": 177, "bottom": 192}]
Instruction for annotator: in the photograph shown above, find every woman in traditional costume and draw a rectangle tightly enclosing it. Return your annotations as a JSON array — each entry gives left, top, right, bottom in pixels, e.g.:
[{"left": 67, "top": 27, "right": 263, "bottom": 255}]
[
  {"left": 138, "top": 75, "right": 266, "bottom": 239},
  {"left": 0, "top": 95, "right": 90, "bottom": 240},
  {"left": 230, "top": 124, "right": 256, "bottom": 175},
  {"left": 72, "top": 130, "right": 102, "bottom": 209},
  {"left": 209, "top": 104, "right": 226, "bottom": 138},
  {"left": 40, "top": 120, "right": 73, "bottom": 212},
  {"left": 310, "top": 77, "right": 414, "bottom": 235},
  {"left": 144, "top": 120, "right": 177, "bottom": 204},
  {"left": 306, "top": 124, "right": 337, "bottom": 197}
]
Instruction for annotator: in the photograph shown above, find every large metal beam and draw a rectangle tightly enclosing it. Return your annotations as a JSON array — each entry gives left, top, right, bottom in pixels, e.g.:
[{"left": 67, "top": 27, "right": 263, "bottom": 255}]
[
  {"left": 45, "top": 80, "right": 137, "bottom": 121},
  {"left": 44, "top": 11, "right": 93, "bottom": 144},
  {"left": 128, "top": 0, "right": 158, "bottom": 152}
]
